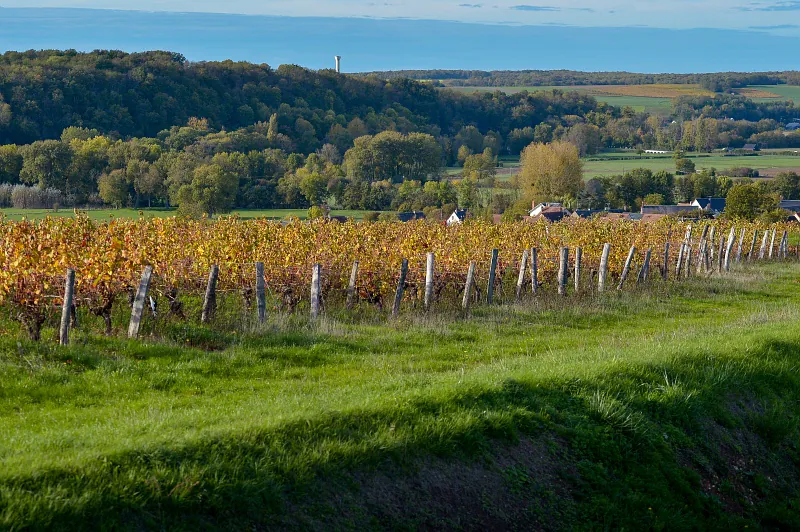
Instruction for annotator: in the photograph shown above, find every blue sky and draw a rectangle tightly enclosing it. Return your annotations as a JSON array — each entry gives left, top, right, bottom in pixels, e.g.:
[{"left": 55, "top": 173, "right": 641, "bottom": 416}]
[
  {"left": 1, "top": 0, "right": 800, "bottom": 34},
  {"left": 2, "top": 5, "right": 800, "bottom": 71}
]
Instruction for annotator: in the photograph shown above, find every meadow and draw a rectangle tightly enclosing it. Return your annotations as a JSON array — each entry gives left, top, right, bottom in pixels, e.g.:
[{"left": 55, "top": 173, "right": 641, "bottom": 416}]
[
  {"left": 446, "top": 84, "right": 800, "bottom": 112},
  {"left": 1, "top": 260, "right": 799, "bottom": 529},
  {"left": 583, "top": 152, "right": 800, "bottom": 179},
  {"left": 463, "top": 152, "right": 800, "bottom": 182},
  {"left": 748, "top": 85, "right": 800, "bottom": 104},
  {"left": 446, "top": 85, "right": 677, "bottom": 113}
]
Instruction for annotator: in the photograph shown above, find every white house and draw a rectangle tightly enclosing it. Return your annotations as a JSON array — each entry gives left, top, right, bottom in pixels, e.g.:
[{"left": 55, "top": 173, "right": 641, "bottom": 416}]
[
  {"left": 529, "top": 202, "right": 563, "bottom": 217},
  {"left": 446, "top": 209, "right": 468, "bottom": 226}
]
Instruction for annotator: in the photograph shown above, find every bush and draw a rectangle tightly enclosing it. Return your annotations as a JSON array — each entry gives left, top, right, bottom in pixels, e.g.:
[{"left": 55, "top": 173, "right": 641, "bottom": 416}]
[
  {"left": 759, "top": 208, "right": 791, "bottom": 224},
  {"left": 10, "top": 185, "right": 64, "bottom": 209},
  {"left": 307, "top": 206, "right": 325, "bottom": 220},
  {"left": 362, "top": 212, "right": 380, "bottom": 222},
  {"left": 727, "top": 167, "right": 760, "bottom": 178},
  {"left": 378, "top": 212, "right": 399, "bottom": 222},
  {"left": 0, "top": 183, "right": 12, "bottom": 207}
]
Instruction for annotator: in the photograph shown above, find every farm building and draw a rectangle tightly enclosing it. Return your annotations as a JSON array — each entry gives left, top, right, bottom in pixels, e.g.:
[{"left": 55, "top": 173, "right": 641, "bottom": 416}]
[
  {"left": 446, "top": 209, "right": 468, "bottom": 226},
  {"left": 691, "top": 198, "right": 726, "bottom": 215},
  {"left": 787, "top": 123, "right": 800, "bottom": 132},
  {"left": 572, "top": 209, "right": 626, "bottom": 219},
  {"left": 397, "top": 211, "right": 426, "bottom": 222},
  {"left": 741, "top": 143, "right": 759, "bottom": 152},
  {"left": 644, "top": 150, "right": 670, "bottom": 154},
  {"left": 601, "top": 212, "right": 634, "bottom": 221},
  {"left": 780, "top": 200, "right": 800, "bottom": 213},
  {"left": 529, "top": 202, "right": 564, "bottom": 217},
  {"left": 641, "top": 205, "right": 700, "bottom": 215},
  {"left": 530, "top": 205, "right": 571, "bottom": 223}
]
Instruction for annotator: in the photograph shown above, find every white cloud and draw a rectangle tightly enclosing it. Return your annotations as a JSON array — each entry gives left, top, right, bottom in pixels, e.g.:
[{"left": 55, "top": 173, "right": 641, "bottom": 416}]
[{"left": 1, "top": 0, "right": 799, "bottom": 33}]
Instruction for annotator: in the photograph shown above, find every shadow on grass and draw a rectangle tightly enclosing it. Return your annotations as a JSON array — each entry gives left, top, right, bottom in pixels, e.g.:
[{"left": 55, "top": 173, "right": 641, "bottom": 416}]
[{"left": 3, "top": 337, "right": 800, "bottom": 530}]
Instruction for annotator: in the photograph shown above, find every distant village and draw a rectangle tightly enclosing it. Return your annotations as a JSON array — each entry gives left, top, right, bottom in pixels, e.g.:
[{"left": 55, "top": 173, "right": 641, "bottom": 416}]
[{"left": 387, "top": 198, "right": 800, "bottom": 226}]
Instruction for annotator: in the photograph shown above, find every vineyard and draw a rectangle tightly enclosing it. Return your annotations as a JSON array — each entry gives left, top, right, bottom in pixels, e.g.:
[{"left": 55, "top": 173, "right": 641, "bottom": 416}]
[{"left": 0, "top": 215, "right": 795, "bottom": 341}]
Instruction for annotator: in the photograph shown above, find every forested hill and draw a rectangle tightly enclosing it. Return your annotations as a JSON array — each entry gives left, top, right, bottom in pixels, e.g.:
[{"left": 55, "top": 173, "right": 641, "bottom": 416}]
[
  {"left": 363, "top": 69, "right": 800, "bottom": 91},
  {"left": 0, "top": 49, "right": 603, "bottom": 147}
]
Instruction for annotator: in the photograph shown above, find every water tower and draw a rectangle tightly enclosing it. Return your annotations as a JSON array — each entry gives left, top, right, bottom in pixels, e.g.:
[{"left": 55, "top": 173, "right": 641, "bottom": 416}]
[{"left": 335, "top": 56, "right": 342, "bottom": 73}]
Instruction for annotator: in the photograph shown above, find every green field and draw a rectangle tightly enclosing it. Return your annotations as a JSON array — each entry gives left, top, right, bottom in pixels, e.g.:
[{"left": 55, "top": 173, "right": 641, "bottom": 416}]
[
  {"left": 0, "top": 208, "right": 373, "bottom": 222},
  {"left": 475, "top": 152, "right": 800, "bottom": 182},
  {"left": 749, "top": 85, "right": 800, "bottom": 104},
  {"left": 446, "top": 86, "right": 673, "bottom": 113},
  {"left": 583, "top": 153, "right": 800, "bottom": 179},
  {"left": 447, "top": 84, "right": 800, "bottom": 113},
  {"left": 2, "top": 263, "right": 800, "bottom": 529}
]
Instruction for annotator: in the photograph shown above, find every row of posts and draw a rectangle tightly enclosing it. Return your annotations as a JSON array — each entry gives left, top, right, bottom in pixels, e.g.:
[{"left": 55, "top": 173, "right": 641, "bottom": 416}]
[{"left": 54, "top": 227, "right": 792, "bottom": 345}]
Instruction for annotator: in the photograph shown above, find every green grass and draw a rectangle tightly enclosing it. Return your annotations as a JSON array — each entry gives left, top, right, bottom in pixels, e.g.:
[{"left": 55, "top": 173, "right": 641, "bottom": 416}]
[
  {"left": 583, "top": 152, "right": 800, "bottom": 179},
  {"left": 479, "top": 152, "right": 800, "bottom": 182},
  {"left": 445, "top": 86, "right": 673, "bottom": 113},
  {"left": 0, "top": 207, "right": 375, "bottom": 222},
  {"left": 749, "top": 85, "right": 800, "bottom": 104},
  {"left": 2, "top": 263, "right": 800, "bottom": 529}
]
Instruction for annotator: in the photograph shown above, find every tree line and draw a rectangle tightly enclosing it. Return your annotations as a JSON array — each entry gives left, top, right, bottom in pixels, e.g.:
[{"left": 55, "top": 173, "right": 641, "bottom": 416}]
[
  {"left": 364, "top": 69, "right": 800, "bottom": 92},
  {"left": 1, "top": 50, "right": 800, "bottom": 217}
]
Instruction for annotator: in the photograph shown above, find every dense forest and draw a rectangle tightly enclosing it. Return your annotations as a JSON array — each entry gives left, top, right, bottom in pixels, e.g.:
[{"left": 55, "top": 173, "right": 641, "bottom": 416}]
[
  {"left": 364, "top": 69, "right": 800, "bottom": 92},
  {"left": 1, "top": 50, "right": 799, "bottom": 216}
]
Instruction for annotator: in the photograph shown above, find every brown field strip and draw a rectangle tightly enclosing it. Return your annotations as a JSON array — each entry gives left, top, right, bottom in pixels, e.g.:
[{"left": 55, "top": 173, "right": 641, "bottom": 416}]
[{"left": 585, "top": 84, "right": 714, "bottom": 98}]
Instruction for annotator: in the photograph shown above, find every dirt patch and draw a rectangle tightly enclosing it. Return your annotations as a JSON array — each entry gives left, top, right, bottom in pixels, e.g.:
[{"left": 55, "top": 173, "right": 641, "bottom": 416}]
[
  {"left": 756, "top": 167, "right": 800, "bottom": 178},
  {"left": 736, "top": 88, "right": 783, "bottom": 99}
]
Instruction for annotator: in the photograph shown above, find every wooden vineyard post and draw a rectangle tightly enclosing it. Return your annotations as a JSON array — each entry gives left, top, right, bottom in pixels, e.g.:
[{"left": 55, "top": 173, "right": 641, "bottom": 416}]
[
  {"left": 684, "top": 244, "right": 692, "bottom": 278},
  {"left": 128, "top": 266, "right": 153, "bottom": 339},
  {"left": 59, "top": 269, "right": 75, "bottom": 346},
  {"left": 515, "top": 249, "right": 529, "bottom": 303},
  {"left": 558, "top": 247, "right": 569, "bottom": 297},
  {"left": 696, "top": 238, "right": 707, "bottom": 275},
  {"left": 574, "top": 247, "right": 583, "bottom": 293},
  {"left": 780, "top": 231, "right": 789, "bottom": 259},
  {"left": 346, "top": 260, "right": 359, "bottom": 310},
  {"left": 530, "top": 248, "right": 539, "bottom": 295},
  {"left": 717, "top": 236, "right": 725, "bottom": 273},
  {"left": 706, "top": 226, "right": 716, "bottom": 272},
  {"left": 749, "top": 230, "right": 758, "bottom": 261},
  {"left": 310, "top": 263, "right": 322, "bottom": 320},
  {"left": 637, "top": 249, "right": 652, "bottom": 286},
  {"left": 618, "top": 246, "right": 636, "bottom": 290},
  {"left": 759, "top": 230, "right": 769, "bottom": 260},
  {"left": 677, "top": 224, "right": 692, "bottom": 277},
  {"left": 391, "top": 259, "right": 409, "bottom": 318},
  {"left": 676, "top": 242, "right": 685, "bottom": 278},
  {"left": 769, "top": 229, "right": 777, "bottom": 259},
  {"left": 201, "top": 265, "right": 220, "bottom": 324},
  {"left": 662, "top": 241, "right": 670, "bottom": 281},
  {"left": 598, "top": 243, "right": 611, "bottom": 293},
  {"left": 255, "top": 262, "right": 266, "bottom": 324},
  {"left": 736, "top": 228, "right": 746, "bottom": 263},
  {"left": 487, "top": 249, "right": 499, "bottom": 304},
  {"left": 724, "top": 227, "right": 736, "bottom": 272},
  {"left": 462, "top": 262, "right": 477, "bottom": 311},
  {"left": 424, "top": 253, "right": 435, "bottom": 311},
  {"left": 696, "top": 225, "right": 710, "bottom": 273}
]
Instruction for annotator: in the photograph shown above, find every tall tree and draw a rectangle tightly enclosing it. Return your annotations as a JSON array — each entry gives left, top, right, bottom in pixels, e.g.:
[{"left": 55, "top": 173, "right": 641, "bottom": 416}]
[{"left": 518, "top": 141, "right": 583, "bottom": 205}]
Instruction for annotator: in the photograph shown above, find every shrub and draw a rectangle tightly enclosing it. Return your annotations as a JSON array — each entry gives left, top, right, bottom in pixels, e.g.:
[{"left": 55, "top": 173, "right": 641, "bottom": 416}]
[{"left": 10, "top": 185, "right": 64, "bottom": 209}]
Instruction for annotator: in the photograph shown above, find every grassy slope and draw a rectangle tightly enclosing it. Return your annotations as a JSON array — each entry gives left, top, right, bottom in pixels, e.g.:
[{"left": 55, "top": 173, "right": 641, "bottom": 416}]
[{"left": 1, "top": 263, "right": 800, "bottom": 529}]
